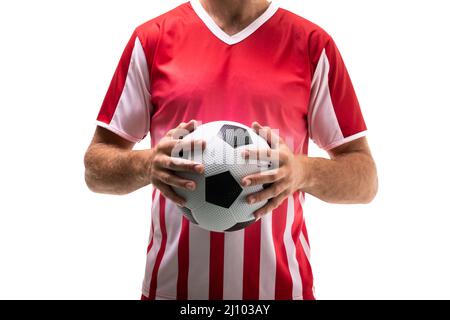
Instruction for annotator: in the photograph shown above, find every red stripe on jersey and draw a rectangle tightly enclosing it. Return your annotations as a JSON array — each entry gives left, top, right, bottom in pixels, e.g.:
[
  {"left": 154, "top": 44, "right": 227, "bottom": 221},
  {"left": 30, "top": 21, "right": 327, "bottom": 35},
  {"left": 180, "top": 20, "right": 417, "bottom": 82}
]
[
  {"left": 148, "top": 195, "right": 167, "bottom": 300},
  {"left": 243, "top": 220, "right": 261, "bottom": 300},
  {"left": 293, "top": 193, "right": 314, "bottom": 300},
  {"left": 97, "top": 32, "right": 137, "bottom": 124},
  {"left": 209, "top": 232, "right": 225, "bottom": 300},
  {"left": 296, "top": 245, "right": 314, "bottom": 300},
  {"left": 146, "top": 223, "right": 154, "bottom": 254},
  {"left": 302, "top": 224, "right": 310, "bottom": 247},
  {"left": 177, "top": 218, "right": 190, "bottom": 300},
  {"left": 272, "top": 201, "right": 293, "bottom": 300}
]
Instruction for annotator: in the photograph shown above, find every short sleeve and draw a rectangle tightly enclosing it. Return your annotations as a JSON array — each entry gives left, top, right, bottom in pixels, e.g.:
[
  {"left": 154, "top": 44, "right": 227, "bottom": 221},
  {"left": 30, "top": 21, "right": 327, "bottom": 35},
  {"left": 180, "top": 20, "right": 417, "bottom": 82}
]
[
  {"left": 308, "top": 37, "right": 367, "bottom": 150},
  {"left": 96, "top": 30, "right": 152, "bottom": 143}
]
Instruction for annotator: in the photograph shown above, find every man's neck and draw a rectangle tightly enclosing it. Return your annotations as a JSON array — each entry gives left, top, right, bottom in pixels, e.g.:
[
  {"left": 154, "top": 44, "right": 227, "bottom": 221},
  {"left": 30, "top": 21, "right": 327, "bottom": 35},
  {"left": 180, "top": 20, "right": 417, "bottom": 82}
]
[{"left": 199, "top": 0, "right": 271, "bottom": 36}]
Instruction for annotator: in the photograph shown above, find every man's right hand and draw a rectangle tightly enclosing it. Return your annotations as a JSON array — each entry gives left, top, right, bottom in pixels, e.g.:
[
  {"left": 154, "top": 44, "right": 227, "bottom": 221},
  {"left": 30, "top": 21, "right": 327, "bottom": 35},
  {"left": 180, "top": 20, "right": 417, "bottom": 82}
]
[
  {"left": 148, "top": 120, "right": 205, "bottom": 206},
  {"left": 85, "top": 120, "right": 204, "bottom": 201}
]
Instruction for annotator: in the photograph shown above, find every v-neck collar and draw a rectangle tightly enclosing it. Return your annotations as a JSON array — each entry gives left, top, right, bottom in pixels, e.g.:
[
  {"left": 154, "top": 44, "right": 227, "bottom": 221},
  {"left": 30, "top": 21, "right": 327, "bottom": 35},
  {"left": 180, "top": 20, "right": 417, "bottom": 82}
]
[{"left": 189, "top": 0, "right": 279, "bottom": 45}]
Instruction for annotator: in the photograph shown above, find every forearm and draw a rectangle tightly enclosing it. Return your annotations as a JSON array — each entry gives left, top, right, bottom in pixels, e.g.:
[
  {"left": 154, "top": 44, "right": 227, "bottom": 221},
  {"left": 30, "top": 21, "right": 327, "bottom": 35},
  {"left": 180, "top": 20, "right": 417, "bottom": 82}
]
[
  {"left": 84, "top": 143, "right": 153, "bottom": 195},
  {"left": 299, "top": 152, "right": 378, "bottom": 204}
]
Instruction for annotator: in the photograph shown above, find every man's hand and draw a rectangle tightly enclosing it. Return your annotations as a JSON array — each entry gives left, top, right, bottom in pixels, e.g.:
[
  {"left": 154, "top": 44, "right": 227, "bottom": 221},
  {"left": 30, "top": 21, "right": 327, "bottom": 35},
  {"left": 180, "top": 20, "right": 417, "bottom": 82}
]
[
  {"left": 242, "top": 122, "right": 378, "bottom": 219},
  {"left": 241, "top": 122, "right": 307, "bottom": 219},
  {"left": 84, "top": 120, "right": 205, "bottom": 202},
  {"left": 149, "top": 120, "right": 205, "bottom": 206}
]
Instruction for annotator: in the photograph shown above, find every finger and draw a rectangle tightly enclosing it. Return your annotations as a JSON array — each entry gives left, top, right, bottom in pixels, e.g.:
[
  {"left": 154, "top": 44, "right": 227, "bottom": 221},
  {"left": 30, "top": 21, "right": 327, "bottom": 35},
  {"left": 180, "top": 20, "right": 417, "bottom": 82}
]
[
  {"left": 158, "top": 138, "right": 205, "bottom": 156},
  {"left": 159, "top": 156, "right": 205, "bottom": 174},
  {"left": 252, "top": 121, "right": 264, "bottom": 132},
  {"left": 178, "top": 119, "right": 199, "bottom": 132},
  {"left": 241, "top": 168, "right": 285, "bottom": 187},
  {"left": 171, "top": 139, "right": 206, "bottom": 159},
  {"left": 168, "top": 120, "right": 199, "bottom": 139},
  {"left": 252, "top": 122, "right": 283, "bottom": 148},
  {"left": 253, "top": 191, "right": 290, "bottom": 219},
  {"left": 242, "top": 148, "right": 284, "bottom": 166},
  {"left": 153, "top": 181, "right": 186, "bottom": 207},
  {"left": 154, "top": 169, "right": 197, "bottom": 191},
  {"left": 246, "top": 182, "right": 286, "bottom": 204}
]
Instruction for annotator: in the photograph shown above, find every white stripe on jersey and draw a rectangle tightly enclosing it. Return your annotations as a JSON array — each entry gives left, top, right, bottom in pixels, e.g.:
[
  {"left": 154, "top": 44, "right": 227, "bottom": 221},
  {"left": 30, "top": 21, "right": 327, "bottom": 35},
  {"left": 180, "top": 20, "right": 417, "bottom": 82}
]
[
  {"left": 97, "top": 37, "right": 151, "bottom": 143},
  {"left": 155, "top": 201, "right": 183, "bottom": 297},
  {"left": 285, "top": 195, "right": 303, "bottom": 299},
  {"left": 308, "top": 49, "right": 344, "bottom": 150},
  {"left": 142, "top": 190, "right": 161, "bottom": 297},
  {"left": 259, "top": 214, "right": 277, "bottom": 300},
  {"left": 223, "top": 230, "right": 245, "bottom": 300},
  {"left": 188, "top": 225, "right": 210, "bottom": 300},
  {"left": 299, "top": 192, "right": 306, "bottom": 205},
  {"left": 300, "top": 232, "right": 311, "bottom": 262},
  {"left": 298, "top": 193, "right": 311, "bottom": 262}
]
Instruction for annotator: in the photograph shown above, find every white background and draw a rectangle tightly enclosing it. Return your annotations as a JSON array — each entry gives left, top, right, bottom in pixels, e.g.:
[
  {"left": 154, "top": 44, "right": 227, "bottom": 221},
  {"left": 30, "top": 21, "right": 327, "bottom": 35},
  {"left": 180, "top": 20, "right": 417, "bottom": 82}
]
[{"left": 0, "top": 0, "right": 449, "bottom": 300}]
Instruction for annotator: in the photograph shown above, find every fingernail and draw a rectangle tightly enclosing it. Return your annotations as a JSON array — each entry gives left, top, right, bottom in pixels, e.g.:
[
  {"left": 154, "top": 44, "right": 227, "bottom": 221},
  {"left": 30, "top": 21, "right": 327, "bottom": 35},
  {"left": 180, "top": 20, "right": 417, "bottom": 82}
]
[
  {"left": 186, "top": 183, "right": 195, "bottom": 191},
  {"left": 195, "top": 164, "right": 204, "bottom": 173},
  {"left": 248, "top": 197, "right": 255, "bottom": 204},
  {"left": 242, "top": 179, "right": 250, "bottom": 187}
]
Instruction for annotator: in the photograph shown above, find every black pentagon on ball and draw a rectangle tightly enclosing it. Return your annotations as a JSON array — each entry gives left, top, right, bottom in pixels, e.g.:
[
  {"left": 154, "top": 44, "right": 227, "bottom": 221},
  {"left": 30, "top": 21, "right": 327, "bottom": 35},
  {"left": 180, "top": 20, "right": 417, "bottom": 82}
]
[
  {"left": 225, "top": 219, "right": 257, "bottom": 232},
  {"left": 217, "top": 124, "right": 253, "bottom": 148},
  {"left": 205, "top": 171, "right": 243, "bottom": 209},
  {"left": 180, "top": 207, "right": 198, "bottom": 225}
]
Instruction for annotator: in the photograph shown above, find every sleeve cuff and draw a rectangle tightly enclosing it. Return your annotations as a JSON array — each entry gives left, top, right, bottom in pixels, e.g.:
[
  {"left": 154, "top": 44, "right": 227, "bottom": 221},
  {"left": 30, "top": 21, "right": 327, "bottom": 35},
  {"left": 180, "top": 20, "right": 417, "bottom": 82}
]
[
  {"left": 96, "top": 121, "right": 143, "bottom": 143},
  {"left": 322, "top": 131, "right": 368, "bottom": 151}
]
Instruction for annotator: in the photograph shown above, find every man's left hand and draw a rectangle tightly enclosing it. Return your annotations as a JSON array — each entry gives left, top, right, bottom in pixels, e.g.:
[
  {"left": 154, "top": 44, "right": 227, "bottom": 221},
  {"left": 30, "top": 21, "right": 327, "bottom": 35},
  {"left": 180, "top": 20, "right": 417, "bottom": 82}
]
[{"left": 241, "top": 122, "right": 308, "bottom": 219}]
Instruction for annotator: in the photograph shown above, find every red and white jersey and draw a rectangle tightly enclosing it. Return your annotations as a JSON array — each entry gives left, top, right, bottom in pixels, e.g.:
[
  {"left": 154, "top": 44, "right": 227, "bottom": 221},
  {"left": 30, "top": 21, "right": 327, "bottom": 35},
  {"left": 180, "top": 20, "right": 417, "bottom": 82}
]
[{"left": 97, "top": 0, "right": 367, "bottom": 300}]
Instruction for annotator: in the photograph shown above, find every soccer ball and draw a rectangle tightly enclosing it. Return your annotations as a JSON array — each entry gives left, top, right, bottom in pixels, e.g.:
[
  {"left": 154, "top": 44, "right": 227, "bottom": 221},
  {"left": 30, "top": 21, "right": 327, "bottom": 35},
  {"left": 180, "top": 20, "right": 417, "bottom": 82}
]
[{"left": 173, "top": 121, "right": 271, "bottom": 232}]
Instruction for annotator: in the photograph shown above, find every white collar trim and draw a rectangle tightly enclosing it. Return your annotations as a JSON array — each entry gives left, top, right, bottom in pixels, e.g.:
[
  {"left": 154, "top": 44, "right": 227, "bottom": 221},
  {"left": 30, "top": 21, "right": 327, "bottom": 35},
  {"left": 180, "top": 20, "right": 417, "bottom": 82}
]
[{"left": 190, "top": 0, "right": 279, "bottom": 45}]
